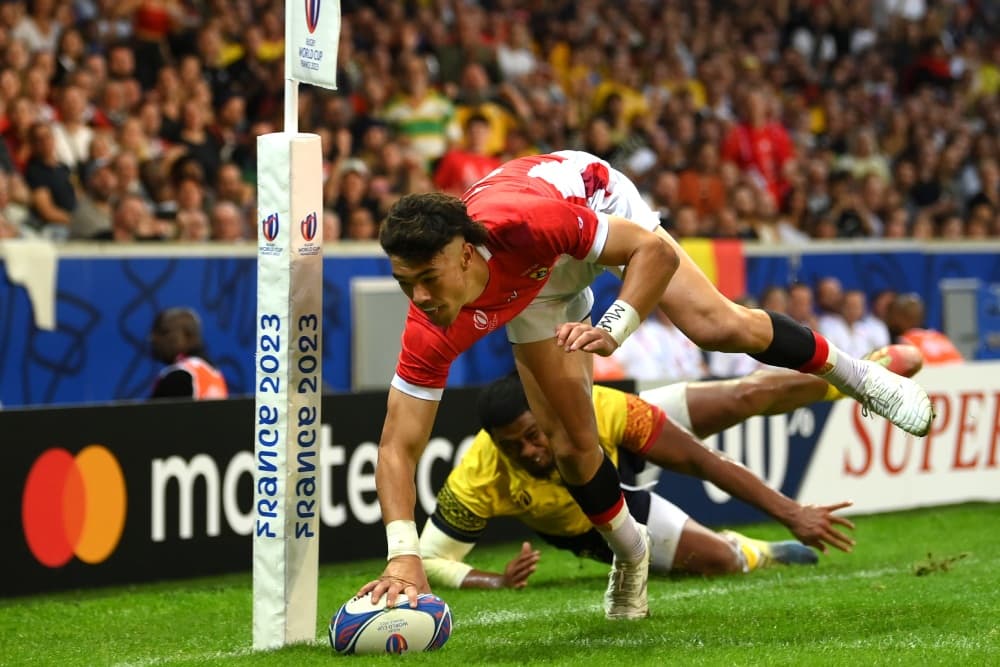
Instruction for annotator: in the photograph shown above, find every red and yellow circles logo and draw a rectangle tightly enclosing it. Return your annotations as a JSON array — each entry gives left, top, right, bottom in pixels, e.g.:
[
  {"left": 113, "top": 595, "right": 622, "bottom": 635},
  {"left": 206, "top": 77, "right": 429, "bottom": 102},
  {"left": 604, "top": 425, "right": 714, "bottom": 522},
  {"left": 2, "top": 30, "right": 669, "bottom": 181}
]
[{"left": 22, "top": 446, "right": 127, "bottom": 568}]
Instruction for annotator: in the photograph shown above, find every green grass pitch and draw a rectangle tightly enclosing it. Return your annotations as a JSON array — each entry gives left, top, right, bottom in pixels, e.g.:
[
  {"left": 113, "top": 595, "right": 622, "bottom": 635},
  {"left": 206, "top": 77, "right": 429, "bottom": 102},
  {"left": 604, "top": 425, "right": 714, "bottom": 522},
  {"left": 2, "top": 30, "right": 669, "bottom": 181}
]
[{"left": 4, "top": 503, "right": 999, "bottom": 666}]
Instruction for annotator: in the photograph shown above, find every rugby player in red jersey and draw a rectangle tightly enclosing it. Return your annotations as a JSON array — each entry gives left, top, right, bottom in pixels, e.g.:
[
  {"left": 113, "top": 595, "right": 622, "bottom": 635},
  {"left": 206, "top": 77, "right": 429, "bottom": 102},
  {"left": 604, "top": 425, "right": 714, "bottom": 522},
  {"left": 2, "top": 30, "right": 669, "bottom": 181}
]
[{"left": 359, "top": 151, "right": 932, "bottom": 620}]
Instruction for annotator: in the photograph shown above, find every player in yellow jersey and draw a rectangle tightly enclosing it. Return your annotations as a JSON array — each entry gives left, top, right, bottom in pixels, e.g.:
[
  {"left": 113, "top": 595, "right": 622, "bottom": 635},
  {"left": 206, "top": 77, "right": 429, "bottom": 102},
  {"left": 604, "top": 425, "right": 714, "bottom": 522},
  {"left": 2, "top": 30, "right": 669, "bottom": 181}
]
[{"left": 420, "top": 345, "right": 922, "bottom": 589}]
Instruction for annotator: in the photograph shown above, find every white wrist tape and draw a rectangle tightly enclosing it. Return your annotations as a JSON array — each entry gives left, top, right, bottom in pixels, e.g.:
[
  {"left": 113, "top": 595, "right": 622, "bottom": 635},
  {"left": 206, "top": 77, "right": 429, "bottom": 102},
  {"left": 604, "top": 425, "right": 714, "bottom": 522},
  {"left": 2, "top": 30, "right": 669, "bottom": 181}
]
[
  {"left": 386, "top": 520, "right": 420, "bottom": 560},
  {"left": 596, "top": 299, "right": 641, "bottom": 347}
]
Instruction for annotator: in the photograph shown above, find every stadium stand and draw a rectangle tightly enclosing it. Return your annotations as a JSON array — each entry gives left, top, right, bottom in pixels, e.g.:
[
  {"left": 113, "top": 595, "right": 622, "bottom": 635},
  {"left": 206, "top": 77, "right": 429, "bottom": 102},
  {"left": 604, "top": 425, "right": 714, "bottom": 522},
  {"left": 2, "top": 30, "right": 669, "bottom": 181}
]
[{"left": 0, "top": 0, "right": 997, "bottom": 246}]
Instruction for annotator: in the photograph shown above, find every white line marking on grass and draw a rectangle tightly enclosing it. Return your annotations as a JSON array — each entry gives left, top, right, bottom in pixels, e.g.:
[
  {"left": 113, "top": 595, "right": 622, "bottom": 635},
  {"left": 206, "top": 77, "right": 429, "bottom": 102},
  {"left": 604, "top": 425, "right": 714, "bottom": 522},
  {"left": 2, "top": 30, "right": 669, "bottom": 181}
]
[
  {"left": 457, "top": 560, "right": 977, "bottom": 628},
  {"left": 114, "top": 556, "right": 992, "bottom": 664},
  {"left": 465, "top": 631, "right": 996, "bottom": 652},
  {"left": 113, "top": 647, "right": 256, "bottom": 667}
]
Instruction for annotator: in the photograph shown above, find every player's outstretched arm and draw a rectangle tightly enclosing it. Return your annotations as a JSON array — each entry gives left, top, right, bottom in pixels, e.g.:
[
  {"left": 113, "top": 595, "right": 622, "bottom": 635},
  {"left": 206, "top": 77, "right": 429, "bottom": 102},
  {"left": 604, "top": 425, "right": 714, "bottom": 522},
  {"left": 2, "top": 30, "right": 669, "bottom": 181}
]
[
  {"left": 420, "top": 498, "right": 541, "bottom": 589},
  {"left": 638, "top": 416, "right": 856, "bottom": 553},
  {"left": 358, "top": 387, "right": 440, "bottom": 606},
  {"left": 452, "top": 543, "right": 540, "bottom": 590},
  {"left": 557, "top": 216, "right": 677, "bottom": 356}
]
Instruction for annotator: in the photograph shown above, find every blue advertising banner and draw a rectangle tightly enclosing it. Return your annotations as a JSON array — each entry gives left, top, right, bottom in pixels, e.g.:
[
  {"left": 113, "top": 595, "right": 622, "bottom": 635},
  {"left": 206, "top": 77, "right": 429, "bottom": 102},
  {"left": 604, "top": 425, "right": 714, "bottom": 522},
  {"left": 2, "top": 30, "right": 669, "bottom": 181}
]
[
  {"left": 2, "top": 242, "right": 999, "bottom": 407},
  {"left": 0, "top": 247, "right": 512, "bottom": 407}
]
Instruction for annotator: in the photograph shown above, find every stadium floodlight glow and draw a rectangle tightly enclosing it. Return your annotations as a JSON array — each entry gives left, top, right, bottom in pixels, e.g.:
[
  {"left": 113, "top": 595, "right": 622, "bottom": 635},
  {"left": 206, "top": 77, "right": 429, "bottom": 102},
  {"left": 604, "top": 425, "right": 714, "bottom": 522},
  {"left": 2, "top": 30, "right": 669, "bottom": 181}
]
[{"left": 253, "top": 0, "right": 340, "bottom": 651}]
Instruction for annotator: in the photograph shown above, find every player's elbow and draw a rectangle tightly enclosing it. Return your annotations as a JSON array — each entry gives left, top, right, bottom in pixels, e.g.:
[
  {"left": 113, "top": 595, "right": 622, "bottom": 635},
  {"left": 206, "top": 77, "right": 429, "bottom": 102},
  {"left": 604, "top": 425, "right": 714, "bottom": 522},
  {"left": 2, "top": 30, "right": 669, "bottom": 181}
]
[
  {"left": 624, "top": 232, "right": 678, "bottom": 303},
  {"left": 645, "top": 234, "right": 679, "bottom": 287}
]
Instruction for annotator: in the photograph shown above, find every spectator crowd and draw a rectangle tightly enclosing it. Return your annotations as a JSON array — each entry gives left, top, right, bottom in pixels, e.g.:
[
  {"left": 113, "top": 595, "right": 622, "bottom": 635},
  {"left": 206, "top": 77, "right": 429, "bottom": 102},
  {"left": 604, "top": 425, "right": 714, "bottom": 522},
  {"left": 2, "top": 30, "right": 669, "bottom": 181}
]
[
  {"left": 602, "top": 278, "right": 962, "bottom": 384},
  {"left": 0, "top": 0, "right": 998, "bottom": 247}
]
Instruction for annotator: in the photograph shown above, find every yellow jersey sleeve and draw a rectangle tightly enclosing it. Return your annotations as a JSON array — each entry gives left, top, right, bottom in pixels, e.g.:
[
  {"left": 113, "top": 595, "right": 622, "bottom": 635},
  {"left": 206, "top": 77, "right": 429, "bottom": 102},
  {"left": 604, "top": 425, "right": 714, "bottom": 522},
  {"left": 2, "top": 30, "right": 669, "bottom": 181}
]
[
  {"left": 433, "top": 429, "right": 518, "bottom": 541},
  {"left": 593, "top": 385, "right": 666, "bottom": 456},
  {"left": 433, "top": 386, "right": 667, "bottom": 545}
]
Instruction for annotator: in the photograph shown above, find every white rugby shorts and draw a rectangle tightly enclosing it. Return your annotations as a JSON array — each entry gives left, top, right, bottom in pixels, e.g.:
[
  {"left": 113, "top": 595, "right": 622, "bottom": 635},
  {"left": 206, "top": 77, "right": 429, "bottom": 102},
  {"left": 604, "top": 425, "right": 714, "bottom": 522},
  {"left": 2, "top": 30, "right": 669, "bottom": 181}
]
[
  {"left": 506, "top": 150, "right": 661, "bottom": 344},
  {"left": 646, "top": 493, "right": 691, "bottom": 574}
]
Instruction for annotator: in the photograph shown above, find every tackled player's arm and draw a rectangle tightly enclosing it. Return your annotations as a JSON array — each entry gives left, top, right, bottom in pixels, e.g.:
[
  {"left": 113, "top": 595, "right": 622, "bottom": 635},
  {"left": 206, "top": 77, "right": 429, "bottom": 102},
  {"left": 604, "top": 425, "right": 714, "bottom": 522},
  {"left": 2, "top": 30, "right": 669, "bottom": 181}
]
[
  {"left": 421, "top": 484, "right": 540, "bottom": 590},
  {"left": 625, "top": 397, "right": 855, "bottom": 552},
  {"left": 559, "top": 215, "right": 678, "bottom": 355}
]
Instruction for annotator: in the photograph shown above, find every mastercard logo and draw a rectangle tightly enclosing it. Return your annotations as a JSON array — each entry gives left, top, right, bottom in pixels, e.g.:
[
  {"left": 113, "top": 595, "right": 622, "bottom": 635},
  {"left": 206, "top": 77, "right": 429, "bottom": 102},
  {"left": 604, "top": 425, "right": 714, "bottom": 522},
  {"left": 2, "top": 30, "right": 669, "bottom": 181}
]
[{"left": 22, "top": 446, "right": 127, "bottom": 568}]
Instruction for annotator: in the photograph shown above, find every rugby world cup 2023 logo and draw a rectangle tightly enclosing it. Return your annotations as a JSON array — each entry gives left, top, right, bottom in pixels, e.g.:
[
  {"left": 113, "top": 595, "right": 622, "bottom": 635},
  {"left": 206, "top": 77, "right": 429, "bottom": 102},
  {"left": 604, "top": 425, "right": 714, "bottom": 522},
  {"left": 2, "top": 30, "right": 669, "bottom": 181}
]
[
  {"left": 298, "top": 211, "right": 321, "bottom": 255},
  {"left": 262, "top": 212, "right": 280, "bottom": 242},
  {"left": 305, "top": 0, "right": 321, "bottom": 33},
  {"left": 301, "top": 211, "right": 318, "bottom": 242}
]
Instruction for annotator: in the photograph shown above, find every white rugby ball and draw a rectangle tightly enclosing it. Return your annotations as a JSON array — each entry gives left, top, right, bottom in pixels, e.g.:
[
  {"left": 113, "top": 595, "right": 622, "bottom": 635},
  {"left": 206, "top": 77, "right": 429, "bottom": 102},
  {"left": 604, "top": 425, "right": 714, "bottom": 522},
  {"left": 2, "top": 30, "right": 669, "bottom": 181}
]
[{"left": 329, "top": 592, "right": 452, "bottom": 655}]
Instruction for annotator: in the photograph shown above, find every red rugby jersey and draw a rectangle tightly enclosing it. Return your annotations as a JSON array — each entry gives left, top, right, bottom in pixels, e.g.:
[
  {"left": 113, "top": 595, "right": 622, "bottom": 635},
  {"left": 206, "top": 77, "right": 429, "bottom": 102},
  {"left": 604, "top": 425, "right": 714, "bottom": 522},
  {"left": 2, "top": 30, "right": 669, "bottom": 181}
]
[{"left": 392, "top": 155, "right": 610, "bottom": 399}]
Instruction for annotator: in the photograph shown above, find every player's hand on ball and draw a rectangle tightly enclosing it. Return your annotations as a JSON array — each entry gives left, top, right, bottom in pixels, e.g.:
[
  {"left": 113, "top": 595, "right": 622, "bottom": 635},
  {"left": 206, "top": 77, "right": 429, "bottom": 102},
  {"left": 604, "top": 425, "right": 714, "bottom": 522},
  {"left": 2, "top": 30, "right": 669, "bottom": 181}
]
[
  {"left": 555, "top": 322, "right": 618, "bottom": 356},
  {"left": 503, "top": 541, "right": 541, "bottom": 589},
  {"left": 357, "top": 555, "right": 430, "bottom": 608}
]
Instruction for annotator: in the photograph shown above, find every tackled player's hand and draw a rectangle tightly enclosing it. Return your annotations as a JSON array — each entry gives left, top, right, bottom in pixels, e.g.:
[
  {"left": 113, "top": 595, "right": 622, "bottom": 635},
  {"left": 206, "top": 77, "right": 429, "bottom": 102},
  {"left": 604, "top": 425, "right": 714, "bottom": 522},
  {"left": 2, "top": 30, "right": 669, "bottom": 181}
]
[
  {"left": 357, "top": 555, "right": 430, "bottom": 608},
  {"left": 503, "top": 541, "right": 541, "bottom": 589},
  {"left": 787, "top": 500, "right": 856, "bottom": 554}
]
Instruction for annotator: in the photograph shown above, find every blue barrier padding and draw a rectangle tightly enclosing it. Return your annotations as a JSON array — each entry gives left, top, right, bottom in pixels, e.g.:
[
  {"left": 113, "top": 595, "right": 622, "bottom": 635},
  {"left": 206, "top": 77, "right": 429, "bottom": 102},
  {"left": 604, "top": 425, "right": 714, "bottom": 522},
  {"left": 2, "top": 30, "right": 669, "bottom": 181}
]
[{"left": 1, "top": 245, "right": 997, "bottom": 407}]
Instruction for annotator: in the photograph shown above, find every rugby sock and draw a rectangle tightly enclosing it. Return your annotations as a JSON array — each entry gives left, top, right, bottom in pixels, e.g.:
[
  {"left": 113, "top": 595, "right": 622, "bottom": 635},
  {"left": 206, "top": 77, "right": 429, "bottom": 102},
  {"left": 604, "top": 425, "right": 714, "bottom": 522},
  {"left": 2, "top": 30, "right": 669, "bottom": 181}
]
[
  {"left": 565, "top": 454, "right": 646, "bottom": 563},
  {"left": 803, "top": 338, "right": 868, "bottom": 397},
  {"left": 751, "top": 312, "right": 867, "bottom": 395},
  {"left": 749, "top": 312, "right": 818, "bottom": 368}
]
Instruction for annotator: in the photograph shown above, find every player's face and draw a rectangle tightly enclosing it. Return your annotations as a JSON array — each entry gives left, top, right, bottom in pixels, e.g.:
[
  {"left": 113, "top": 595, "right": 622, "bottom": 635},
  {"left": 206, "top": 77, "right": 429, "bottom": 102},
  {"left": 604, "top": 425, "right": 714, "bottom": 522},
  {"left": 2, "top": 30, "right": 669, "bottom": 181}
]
[
  {"left": 390, "top": 238, "right": 473, "bottom": 327},
  {"left": 492, "top": 411, "right": 555, "bottom": 479}
]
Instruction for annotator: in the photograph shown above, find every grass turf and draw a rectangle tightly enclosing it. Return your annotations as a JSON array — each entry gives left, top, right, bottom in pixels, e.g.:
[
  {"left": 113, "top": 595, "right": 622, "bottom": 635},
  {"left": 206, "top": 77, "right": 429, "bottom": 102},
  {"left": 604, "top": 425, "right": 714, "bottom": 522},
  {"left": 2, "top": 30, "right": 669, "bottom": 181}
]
[{"left": 3, "top": 503, "right": 998, "bottom": 666}]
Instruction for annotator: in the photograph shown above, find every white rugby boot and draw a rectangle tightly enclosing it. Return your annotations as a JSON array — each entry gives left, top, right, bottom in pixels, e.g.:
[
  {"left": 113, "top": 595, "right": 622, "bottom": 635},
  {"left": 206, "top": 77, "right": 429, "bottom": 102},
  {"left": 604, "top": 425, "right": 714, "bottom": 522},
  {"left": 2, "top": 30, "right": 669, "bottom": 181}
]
[
  {"left": 603, "top": 524, "right": 650, "bottom": 620},
  {"left": 837, "top": 359, "right": 933, "bottom": 437}
]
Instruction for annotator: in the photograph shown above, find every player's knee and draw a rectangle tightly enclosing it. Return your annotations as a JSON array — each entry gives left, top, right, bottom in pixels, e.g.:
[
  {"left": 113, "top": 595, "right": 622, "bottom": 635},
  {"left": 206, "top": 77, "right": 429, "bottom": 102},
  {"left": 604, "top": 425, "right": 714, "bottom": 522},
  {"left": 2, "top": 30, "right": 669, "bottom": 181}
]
[{"left": 729, "top": 372, "right": 775, "bottom": 415}]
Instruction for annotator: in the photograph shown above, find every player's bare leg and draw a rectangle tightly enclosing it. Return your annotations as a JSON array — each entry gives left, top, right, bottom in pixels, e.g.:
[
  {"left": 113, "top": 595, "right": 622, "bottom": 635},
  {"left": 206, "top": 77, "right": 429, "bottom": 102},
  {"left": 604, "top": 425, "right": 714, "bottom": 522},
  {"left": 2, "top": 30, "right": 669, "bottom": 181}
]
[
  {"left": 682, "top": 370, "right": 830, "bottom": 439},
  {"left": 645, "top": 494, "right": 817, "bottom": 576},
  {"left": 513, "top": 341, "right": 601, "bottom": 485},
  {"left": 654, "top": 344, "right": 926, "bottom": 439},
  {"left": 514, "top": 340, "right": 649, "bottom": 619},
  {"left": 667, "top": 521, "right": 743, "bottom": 575},
  {"left": 650, "top": 228, "right": 932, "bottom": 436}
]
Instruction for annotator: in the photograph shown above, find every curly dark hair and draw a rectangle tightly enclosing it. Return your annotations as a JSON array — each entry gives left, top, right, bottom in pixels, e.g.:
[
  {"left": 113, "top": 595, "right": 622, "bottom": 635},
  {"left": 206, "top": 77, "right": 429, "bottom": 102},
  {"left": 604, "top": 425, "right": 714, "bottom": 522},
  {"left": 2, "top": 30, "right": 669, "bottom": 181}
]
[
  {"left": 477, "top": 373, "right": 530, "bottom": 436},
  {"left": 379, "top": 192, "right": 490, "bottom": 263}
]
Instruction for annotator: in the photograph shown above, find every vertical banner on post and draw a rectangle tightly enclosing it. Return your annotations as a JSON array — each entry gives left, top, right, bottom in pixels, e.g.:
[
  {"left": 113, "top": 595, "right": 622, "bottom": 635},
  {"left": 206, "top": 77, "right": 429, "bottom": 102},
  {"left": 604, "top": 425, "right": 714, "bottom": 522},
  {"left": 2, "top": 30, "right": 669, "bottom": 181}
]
[
  {"left": 288, "top": 0, "right": 341, "bottom": 89},
  {"left": 254, "top": 0, "right": 338, "bottom": 651},
  {"left": 254, "top": 133, "right": 323, "bottom": 650}
]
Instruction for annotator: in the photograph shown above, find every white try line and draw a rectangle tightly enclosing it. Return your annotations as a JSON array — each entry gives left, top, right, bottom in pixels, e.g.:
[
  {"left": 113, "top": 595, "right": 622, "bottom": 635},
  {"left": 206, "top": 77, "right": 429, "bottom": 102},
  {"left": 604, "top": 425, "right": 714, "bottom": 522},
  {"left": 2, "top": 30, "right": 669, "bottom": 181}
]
[
  {"left": 113, "top": 647, "right": 256, "bottom": 667},
  {"left": 112, "top": 557, "right": 988, "bottom": 666},
  {"left": 457, "top": 559, "right": 981, "bottom": 628}
]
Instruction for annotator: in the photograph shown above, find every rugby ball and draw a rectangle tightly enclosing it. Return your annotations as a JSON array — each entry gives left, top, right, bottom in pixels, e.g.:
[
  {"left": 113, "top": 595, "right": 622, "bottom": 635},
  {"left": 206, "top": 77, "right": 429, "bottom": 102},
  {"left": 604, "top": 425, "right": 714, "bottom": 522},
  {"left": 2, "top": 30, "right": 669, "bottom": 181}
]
[{"left": 329, "top": 592, "right": 452, "bottom": 655}]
